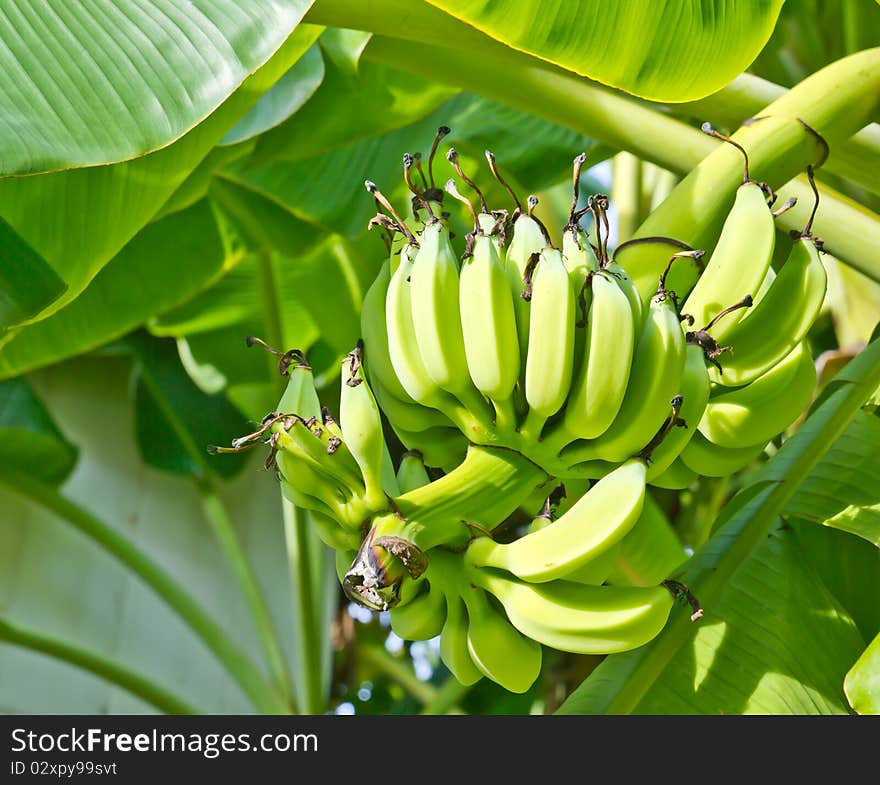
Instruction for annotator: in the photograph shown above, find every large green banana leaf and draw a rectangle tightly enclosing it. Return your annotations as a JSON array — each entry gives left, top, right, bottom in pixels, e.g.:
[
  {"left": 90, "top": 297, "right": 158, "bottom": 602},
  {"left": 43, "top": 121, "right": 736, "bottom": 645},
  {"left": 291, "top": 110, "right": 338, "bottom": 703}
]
[
  {"left": 1, "top": 0, "right": 313, "bottom": 175},
  {"left": 0, "top": 25, "right": 320, "bottom": 332},
  {"left": 424, "top": 0, "right": 785, "bottom": 102}
]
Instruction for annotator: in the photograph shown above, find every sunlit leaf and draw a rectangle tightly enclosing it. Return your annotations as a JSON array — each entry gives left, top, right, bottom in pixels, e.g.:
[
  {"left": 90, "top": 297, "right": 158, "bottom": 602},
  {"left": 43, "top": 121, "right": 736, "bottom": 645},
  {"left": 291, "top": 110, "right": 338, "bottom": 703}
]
[
  {"left": 0, "top": 30, "right": 313, "bottom": 327},
  {"left": 846, "top": 632, "right": 880, "bottom": 715},
  {"left": 426, "top": 0, "right": 785, "bottom": 102},
  {"left": 0, "top": 1, "right": 314, "bottom": 174}
]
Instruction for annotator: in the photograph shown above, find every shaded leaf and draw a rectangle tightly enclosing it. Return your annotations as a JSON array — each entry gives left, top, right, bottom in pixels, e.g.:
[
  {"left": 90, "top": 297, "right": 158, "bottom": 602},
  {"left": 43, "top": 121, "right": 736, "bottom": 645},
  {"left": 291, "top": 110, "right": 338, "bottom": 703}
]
[
  {"left": 425, "top": 0, "right": 785, "bottom": 102},
  {"left": 252, "top": 40, "right": 457, "bottom": 164},
  {"left": 0, "top": 200, "right": 240, "bottom": 381},
  {"left": 792, "top": 519, "right": 880, "bottom": 643},
  {"left": 126, "top": 332, "right": 252, "bottom": 479},
  {"left": 0, "top": 377, "right": 77, "bottom": 485},
  {"left": 0, "top": 217, "right": 66, "bottom": 331},
  {"left": 0, "top": 0, "right": 313, "bottom": 174}
]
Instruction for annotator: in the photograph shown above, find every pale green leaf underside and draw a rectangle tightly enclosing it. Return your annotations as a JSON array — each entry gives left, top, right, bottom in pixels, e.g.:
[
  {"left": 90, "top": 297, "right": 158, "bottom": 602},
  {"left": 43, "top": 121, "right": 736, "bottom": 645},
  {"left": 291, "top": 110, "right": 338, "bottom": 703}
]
[
  {"left": 0, "top": 0, "right": 313, "bottom": 175},
  {"left": 426, "top": 0, "right": 785, "bottom": 102},
  {"left": 0, "top": 26, "right": 314, "bottom": 332}
]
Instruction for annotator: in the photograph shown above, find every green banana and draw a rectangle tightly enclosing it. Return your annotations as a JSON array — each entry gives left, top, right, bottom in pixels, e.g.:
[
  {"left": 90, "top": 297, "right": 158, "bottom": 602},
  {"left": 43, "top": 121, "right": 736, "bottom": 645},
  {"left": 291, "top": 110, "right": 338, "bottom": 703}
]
[
  {"left": 389, "top": 578, "right": 447, "bottom": 641},
  {"left": 360, "top": 259, "right": 413, "bottom": 404},
  {"left": 562, "top": 269, "right": 637, "bottom": 440},
  {"left": 648, "top": 457, "right": 698, "bottom": 490},
  {"left": 562, "top": 224, "right": 598, "bottom": 297},
  {"left": 410, "top": 220, "right": 475, "bottom": 398},
  {"left": 439, "top": 591, "right": 483, "bottom": 685},
  {"left": 465, "top": 458, "right": 647, "bottom": 583},
  {"left": 698, "top": 341, "right": 816, "bottom": 448},
  {"left": 708, "top": 235, "right": 826, "bottom": 386},
  {"left": 471, "top": 570, "right": 677, "bottom": 655},
  {"left": 339, "top": 343, "right": 388, "bottom": 511},
  {"left": 562, "top": 542, "right": 622, "bottom": 585},
  {"left": 458, "top": 224, "right": 521, "bottom": 420},
  {"left": 370, "top": 374, "right": 454, "bottom": 433},
  {"left": 506, "top": 211, "right": 549, "bottom": 398},
  {"left": 681, "top": 182, "right": 775, "bottom": 342},
  {"left": 386, "top": 242, "right": 452, "bottom": 407},
  {"left": 396, "top": 450, "right": 431, "bottom": 493},
  {"left": 680, "top": 430, "right": 767, "bottom": 477},
  {"left": 389, "top": 423, "right": 468, "bottom": 472},
  {"left": 276, "top": 351, "right": 323, "bottom": 419},
  {"left": 522, "top": 247, "right": 576, "bottom": 437},
  {"left": 462, "top": 583, "right": 543, "bottom": 694},
  {"left": 561, "top": 288, "right": 686, "bottom": 465}
]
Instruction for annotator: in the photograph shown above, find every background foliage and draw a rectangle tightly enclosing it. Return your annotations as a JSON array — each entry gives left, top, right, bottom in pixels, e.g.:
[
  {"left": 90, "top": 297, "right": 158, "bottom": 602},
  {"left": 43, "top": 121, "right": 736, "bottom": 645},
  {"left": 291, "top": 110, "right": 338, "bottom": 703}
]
[{"left": 1, "top": 0, "right": 878, "bottom": 715}]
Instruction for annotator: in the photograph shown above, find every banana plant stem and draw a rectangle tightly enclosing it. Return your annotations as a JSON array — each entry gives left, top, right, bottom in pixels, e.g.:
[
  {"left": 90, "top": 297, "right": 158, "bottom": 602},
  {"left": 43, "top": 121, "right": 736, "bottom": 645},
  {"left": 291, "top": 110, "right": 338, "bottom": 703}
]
[
  {"left": 137, "top": 366, "right": 295, "bottom": 708},
  {"left": 282, "top": 502, "right": 327, "bottom": 714},
  {"left": 256, "top": 245, "right": 329, "bottom": 715},
  {"left": 357, "top": 641, "right": 438, "bottom": 706},
  {"left": 0, "top": 616, "right": 201, "bottom": 715},
  {"left": 198, "top": 483, "right": 294, "bottom": 709},
  {"left": 419, "top": 676, "right": 472, "bottom": 715},
  {"left": 0, "top": 471, "right": 287, "bottom": 714}
]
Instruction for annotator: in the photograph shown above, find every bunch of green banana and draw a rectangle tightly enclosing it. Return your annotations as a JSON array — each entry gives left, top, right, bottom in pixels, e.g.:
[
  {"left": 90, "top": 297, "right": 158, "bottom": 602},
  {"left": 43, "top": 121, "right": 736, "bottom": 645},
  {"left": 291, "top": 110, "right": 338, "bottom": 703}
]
[{"left": 207, "top": 120, "right": 835, "bottom": 694}]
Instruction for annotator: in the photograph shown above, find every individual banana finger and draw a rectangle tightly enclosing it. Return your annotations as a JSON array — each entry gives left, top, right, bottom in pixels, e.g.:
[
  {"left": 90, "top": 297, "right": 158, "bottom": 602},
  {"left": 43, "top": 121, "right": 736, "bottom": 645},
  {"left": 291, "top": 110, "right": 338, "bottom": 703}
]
[
  {"left": 465, "top": 458, "right": 647, "bottom": 583},
  {"left": 697, "top": 341, "right": 816, "bottom": 449}
]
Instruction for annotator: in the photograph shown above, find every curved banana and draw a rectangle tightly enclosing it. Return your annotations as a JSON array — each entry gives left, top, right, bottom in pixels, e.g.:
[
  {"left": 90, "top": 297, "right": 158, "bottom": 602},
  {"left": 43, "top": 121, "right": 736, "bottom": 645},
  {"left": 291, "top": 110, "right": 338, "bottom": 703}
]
[
  {"left": 680, "top": 430, "right": 767, "bottom": 477},
  {"left": 386, "top": 242, "right": 450, "bottom": 406},
  {"left": 465, "top": 458, "right": 646, "bottom": 582},
  {"left": 396, "top": 450, "right": 431, "bottom": 493},
  {"left": 462, "top": 583, "right": 543, "bottom": 694},
  {"left": 459, "top": 229, "right": 521, "bottom": 417},
  {"left": 522, "top": 247, "right": 576, "bottom": 437},
  {"left": 644, "top": 342, "right": 711, "bottom": 481},
  {"left": 562, "top": 269, "right": 637, "bottom": 440},
  {"left": 681, "top": 181, "right": 775, "bottom": 341},
  {"left": 648, "top": 457, "right": 698, "bottom": 490},
  {"left": 471, "top": 571, "right": 677, "bottom": 655},
  {"left": 506, "top": 212, "right": 548, "bottom": 379},
  {"left": 339, "top": 344, "right": 388, "bottom": 511},
  {"left": 439, "top": 591, "right": 483, "bottom": 685},
  {"left": 698, "top": 341, "right": 816, "bottom": 449},
  {"left": 276, "top": 353, "right": 322, "bottom": 419},
  {"left": 562, "top": 542, "right": 622, "bottom": 585},
  {"left": 389, "top": 579, "right": 447, "bottom": 641},
  {"left": 360, "top": 259, "right": 413, "bottom": 404},
  {"left": 411, "top": 220, "right": 487, "bottom": 417},
  {"left": 562, "top": 289, "right": 686, "bottom": 465},
  {"left": 709, "top": 235, "right": 826, "bottom": 386},
  {"left": 605, "top": 260, "right": 644, "bottom": 330}
]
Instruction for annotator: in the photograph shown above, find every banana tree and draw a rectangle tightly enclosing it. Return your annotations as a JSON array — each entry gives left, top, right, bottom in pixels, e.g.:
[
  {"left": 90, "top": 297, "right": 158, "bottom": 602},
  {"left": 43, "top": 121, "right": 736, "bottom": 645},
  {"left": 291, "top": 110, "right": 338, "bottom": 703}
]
[{"left": 1, "top": 0, "right": 878, "bottom": 716}]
